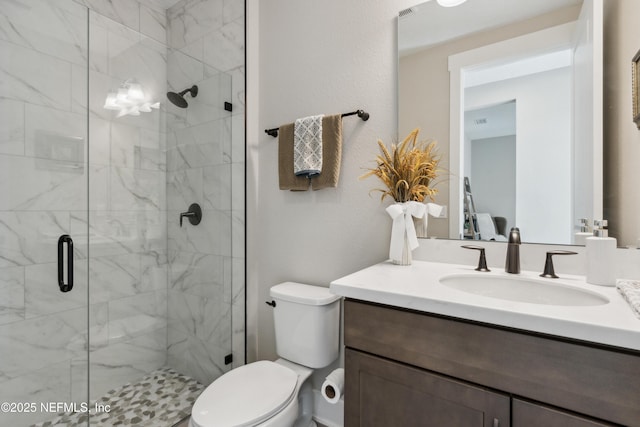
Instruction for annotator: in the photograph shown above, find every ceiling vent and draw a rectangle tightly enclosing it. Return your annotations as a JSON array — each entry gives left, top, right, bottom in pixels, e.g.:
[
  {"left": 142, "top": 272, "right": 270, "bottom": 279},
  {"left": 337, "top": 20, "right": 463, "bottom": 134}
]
[{"left": 399, "top": 7, "right": 415, "bottom": 18}]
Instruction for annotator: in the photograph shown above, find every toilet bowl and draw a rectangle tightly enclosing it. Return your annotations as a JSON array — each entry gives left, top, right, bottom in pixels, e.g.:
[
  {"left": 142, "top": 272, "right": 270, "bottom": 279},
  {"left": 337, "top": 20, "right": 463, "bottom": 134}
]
[
  {"left": 188, "top": 359, "right": 313, "bottom": 427},
  {"left": 188, "top": 282, "right": 341, "bottom": 427}
]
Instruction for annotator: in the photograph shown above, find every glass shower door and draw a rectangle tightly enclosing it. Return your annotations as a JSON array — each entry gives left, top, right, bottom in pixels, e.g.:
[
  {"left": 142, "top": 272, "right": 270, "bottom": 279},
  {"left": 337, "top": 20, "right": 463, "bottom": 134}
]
[
  {"left": 84, "top": 8, "right": 170, "bottom": 410},
  {"left": 0, "top": 0, "right": 90, "bottom": 425}
]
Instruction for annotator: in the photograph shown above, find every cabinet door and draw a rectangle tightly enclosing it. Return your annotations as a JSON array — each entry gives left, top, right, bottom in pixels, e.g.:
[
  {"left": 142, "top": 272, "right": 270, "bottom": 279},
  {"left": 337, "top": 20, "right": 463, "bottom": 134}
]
[
  {"left": 345, "top": 349, "right": 510, "bottom": 427},
  {"left": 513, "top": 399, "right": 616, "bottom": 427}
]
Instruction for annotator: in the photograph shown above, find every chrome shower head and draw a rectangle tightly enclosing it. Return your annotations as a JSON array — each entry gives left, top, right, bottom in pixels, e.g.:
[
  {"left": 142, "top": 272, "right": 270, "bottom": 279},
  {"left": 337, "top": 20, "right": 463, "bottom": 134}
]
[{"left": 166, "top": 85, "right": 198, "bottom": 108}]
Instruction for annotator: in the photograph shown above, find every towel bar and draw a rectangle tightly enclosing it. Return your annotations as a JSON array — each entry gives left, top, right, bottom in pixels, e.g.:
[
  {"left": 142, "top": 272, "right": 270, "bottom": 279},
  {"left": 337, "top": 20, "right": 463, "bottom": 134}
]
[{"left": 265, "top": 110, "right": 369, "bottom": 137}]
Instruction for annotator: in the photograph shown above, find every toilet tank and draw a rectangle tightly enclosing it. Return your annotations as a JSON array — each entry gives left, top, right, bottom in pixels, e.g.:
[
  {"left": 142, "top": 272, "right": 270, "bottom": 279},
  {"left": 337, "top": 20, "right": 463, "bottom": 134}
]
[{"left": 270, "top": 282, "right": 341, "bottom": 369}]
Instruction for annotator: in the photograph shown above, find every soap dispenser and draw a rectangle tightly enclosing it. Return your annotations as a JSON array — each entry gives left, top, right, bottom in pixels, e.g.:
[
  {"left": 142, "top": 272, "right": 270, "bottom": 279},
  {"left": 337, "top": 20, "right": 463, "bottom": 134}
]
[
  {"left": 586, "top": 220, "right": 616, "bottom": 286},
  {"left": 574, "top": 218, "right": 591, "bottom": 245}
]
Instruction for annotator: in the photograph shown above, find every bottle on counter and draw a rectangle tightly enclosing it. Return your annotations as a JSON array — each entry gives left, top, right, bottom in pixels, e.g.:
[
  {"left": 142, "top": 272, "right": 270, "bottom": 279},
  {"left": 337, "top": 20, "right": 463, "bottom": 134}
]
[{"left": 586, "top": 220, "right": 617, "bottom": 286}]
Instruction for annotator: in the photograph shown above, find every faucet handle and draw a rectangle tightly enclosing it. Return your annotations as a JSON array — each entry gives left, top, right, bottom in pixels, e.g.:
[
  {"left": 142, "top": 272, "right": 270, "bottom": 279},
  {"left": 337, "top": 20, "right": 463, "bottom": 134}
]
[
  {"left": 540, "top": 250, "right": 578, "bottom": 278},
  {"left": 461, "top": 245, "right": 490, "bottom": 272}
]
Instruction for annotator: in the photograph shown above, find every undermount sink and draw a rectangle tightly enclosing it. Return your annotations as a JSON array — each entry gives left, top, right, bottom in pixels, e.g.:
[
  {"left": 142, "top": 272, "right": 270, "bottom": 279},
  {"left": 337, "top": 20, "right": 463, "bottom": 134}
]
[{"left": 439, "top": 274, "right": 609, "bottom": 306}]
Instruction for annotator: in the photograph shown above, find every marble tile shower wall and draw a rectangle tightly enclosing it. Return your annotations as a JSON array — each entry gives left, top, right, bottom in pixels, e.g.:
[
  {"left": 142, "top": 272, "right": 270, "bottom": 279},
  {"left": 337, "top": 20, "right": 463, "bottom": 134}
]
[
  {"left": 165, "top": 0, "right": 245, "bottom": 386},
  {"left": 0, "top": 0, "right": 169, "bottom": 424}
]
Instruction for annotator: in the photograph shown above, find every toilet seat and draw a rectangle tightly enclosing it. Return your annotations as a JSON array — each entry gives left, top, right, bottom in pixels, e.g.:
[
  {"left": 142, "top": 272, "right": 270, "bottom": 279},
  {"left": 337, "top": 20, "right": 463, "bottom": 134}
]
[{"left": 190, "top": 361, "right": 298, "bottom": 427}]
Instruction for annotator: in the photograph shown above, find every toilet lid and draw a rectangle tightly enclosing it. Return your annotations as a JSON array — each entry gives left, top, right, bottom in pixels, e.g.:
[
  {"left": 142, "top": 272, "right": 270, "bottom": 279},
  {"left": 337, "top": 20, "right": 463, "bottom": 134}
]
[{"left": 191, "top": 361, "right": 298, "bottom": 427}]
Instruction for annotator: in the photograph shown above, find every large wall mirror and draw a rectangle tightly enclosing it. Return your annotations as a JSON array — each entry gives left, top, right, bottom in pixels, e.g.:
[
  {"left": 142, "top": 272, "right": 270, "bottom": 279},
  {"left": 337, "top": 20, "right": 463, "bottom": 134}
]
[{"left": 399, "top": 0, "right": 606, "bottom": 246}]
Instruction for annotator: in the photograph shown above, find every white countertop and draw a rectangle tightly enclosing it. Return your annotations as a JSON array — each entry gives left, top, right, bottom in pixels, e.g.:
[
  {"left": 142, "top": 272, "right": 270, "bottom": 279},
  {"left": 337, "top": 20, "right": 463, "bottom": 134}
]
[{"left": 330, "top": 260, "right": 640, "bottom": 352}]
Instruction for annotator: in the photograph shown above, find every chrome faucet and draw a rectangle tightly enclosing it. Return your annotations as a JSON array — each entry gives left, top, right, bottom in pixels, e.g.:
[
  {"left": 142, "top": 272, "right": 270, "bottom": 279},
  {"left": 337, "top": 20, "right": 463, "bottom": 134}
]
[{"left": 505, "top": 227, "right": 521, "bottom": 274}]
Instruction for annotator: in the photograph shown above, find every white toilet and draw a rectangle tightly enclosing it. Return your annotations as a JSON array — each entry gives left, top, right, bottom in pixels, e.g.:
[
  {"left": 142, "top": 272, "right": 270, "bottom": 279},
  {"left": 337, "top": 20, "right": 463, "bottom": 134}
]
[{"left": 189, "top": 282, "right": 341, "bottom": 427}]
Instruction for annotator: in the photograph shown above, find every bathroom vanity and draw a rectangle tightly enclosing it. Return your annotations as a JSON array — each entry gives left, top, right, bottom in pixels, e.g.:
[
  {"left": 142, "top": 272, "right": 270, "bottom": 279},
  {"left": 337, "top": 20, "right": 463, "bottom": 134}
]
[{"left": 330, "top": 261, "right": 640, "bottom": 427}]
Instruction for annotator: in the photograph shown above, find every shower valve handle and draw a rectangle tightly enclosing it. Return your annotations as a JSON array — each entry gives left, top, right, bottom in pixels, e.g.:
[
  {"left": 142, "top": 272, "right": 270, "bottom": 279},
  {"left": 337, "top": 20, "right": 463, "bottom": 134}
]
[
  {"left": 180, "top": 212, "right": 195, "bottom": 227},
  {"left": 180, "top": 203, "right": 202, "bottom": 227}
]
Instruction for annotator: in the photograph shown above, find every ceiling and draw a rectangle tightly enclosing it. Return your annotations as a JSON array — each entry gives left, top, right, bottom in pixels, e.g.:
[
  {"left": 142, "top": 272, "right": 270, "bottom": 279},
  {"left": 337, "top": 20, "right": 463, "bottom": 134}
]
[{"left": 399, "top": 0, "right": 582, "bottom": 56}]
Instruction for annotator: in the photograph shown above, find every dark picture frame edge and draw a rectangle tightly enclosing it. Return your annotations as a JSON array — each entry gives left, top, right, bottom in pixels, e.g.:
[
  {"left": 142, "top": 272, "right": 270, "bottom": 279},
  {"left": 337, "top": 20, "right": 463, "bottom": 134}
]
[{"left": 632, "top": 48, "right": 640, "bottom": 128}]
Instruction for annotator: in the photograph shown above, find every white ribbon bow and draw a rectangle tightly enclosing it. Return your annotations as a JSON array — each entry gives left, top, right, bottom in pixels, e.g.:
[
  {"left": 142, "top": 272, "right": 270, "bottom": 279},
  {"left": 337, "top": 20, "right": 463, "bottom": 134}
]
[
  {"left": 386, "top": 201, "right": 426, "bottom": 261},
  {"left": 426, "top": 202, "right": 444, "bottom": 218}
]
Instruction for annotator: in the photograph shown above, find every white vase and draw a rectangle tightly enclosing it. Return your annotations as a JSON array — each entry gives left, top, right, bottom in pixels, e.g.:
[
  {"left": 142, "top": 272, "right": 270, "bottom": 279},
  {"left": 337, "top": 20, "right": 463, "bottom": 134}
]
[{"left": 391, "top": 231, "right": 412, "bottom": 265}]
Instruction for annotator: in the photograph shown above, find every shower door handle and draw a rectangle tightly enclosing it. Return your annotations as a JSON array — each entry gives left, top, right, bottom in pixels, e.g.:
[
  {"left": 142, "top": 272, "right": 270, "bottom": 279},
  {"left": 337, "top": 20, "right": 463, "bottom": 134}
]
[{"left": 57, "top": 235, "right": 74, "bottom": 293}]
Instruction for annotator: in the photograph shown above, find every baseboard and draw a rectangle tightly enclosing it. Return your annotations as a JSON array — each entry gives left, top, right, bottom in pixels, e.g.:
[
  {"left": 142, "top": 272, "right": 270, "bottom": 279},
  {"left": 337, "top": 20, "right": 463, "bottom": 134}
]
[{"left": 312, "top": 389, "right": 344, "bottom": 427}]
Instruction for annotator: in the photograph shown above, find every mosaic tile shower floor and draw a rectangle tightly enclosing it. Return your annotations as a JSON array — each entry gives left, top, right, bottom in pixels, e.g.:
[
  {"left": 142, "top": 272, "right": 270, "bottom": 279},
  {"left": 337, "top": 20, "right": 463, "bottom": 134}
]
[{"left": 32, "top": 367, "right": 204, "bottom": 427}]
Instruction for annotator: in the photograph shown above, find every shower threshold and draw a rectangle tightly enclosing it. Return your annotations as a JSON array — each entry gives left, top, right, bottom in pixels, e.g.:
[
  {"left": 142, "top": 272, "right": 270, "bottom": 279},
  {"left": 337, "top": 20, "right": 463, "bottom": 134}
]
[{"left": 32, "top": 367, "right": 204, "bottom": 427}]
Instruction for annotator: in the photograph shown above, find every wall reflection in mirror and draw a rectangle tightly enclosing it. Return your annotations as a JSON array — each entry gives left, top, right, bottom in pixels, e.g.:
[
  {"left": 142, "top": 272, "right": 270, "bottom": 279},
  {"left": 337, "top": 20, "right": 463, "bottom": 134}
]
[{"left": 398, "top": 0, "right": 605, "bottom": 245}]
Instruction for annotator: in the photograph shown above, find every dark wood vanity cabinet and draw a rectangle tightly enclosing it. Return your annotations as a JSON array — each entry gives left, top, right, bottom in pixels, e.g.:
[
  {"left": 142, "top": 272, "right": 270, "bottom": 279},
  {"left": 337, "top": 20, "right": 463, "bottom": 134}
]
[
  {"left": 346, "top": 349, "right": 510, "bottom": 426},
  {"left": 512, "top": 399, "right": 616, "bottom": 427},
  {"left": 344, "top": 299, "right": 640, "bottom": 427}
]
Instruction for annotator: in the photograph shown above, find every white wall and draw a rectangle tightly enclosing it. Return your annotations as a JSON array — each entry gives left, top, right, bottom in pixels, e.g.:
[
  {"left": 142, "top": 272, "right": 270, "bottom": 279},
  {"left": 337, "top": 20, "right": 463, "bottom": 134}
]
[
  {"left": 604, "top": 0, "right": 640, "bottom": 246},
  {"left": 248, "top": 0, "right": 420, "bottom": 365}
]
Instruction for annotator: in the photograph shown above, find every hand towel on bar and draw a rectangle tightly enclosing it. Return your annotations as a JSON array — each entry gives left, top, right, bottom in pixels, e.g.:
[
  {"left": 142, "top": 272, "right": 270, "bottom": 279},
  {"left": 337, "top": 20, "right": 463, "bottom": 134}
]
[
  {"left": 312, "top": 114, "right": 343, "bottom": 190},
  {"left": 278, "top": 122, "right": 310, "bottom": 191},
  {"left": 294, "top": 114, "right": 324, "bottom": 177},
  {"left": 616, "top": 279, "right": 640, "bottom": 319}
]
